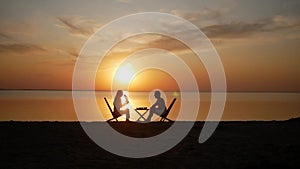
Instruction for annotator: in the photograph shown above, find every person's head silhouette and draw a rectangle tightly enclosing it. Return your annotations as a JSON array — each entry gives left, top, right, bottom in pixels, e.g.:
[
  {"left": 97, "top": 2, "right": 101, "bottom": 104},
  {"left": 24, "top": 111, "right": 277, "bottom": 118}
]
[
  {"left": 116, "top": 90, "right": 123, "bottom": 98},
  {"left": 154, "top": 91, "right": 161, "bottom": 99}
]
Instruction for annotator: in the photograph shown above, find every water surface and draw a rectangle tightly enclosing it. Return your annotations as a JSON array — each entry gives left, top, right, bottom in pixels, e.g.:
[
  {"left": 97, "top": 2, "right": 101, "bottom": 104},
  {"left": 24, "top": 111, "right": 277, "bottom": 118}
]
[{"left": 0, "top": 90, "right": 299, "bottom": 121}]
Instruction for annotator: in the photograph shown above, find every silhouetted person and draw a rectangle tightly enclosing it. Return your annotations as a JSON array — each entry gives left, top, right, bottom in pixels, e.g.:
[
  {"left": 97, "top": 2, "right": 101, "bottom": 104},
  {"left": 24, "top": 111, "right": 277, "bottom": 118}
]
[
  {"left": 113, "top": 90, "right": 130, "bottom": 122},
  {"left": 146, "top": 91, "right": 166, "bottom": 122}
]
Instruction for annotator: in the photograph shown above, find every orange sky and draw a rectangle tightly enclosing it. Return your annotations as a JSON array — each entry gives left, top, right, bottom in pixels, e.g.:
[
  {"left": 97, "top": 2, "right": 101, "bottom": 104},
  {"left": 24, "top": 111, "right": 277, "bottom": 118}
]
[{"left": 0, "top": 0, "right": 300, "bottom": 92}]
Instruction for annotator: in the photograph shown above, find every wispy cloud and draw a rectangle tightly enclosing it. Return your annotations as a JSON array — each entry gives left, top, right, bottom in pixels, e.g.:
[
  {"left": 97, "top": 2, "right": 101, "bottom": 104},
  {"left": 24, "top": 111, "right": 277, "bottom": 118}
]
[
  {"left": 171, "top": 9, "right": 223, "bottom": 22},
  {"left": 67, "top": 48, "right": 79, "bottom": 58},
  {"left": 0, "top": 43, "right": 46, "bottom": 54},
  {"left": 202, "top": 22, "right": 265, "bottom": 39},
  {"left": 170, "top": 8, "right": 300, "bottom": 41},
  {"left": 116, "top": 0, "right": 133, "bottom": 3},
  {"left": 267, "top": 15, "right": 300, "bottom": 31},
  {"left": 104, "top": 13, "right": 300, "bottom": 54},
  {"left": 0, "top": 20, "right": 39, "bottom": 38},
  {"left": 0, "top": 32, "right": 12, "bottom": 40},
  {"left": 56, "top": 16, "right": 101, "bottom": 38},
  {"left": 202, "top": 14, "right": 300, "bottom": 40}
]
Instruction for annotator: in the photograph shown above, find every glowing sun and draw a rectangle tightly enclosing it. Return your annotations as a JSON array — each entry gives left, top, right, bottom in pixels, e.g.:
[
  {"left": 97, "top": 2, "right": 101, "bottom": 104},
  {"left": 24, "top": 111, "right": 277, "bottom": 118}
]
[{"left": 114, "top": 63, "right": 134, "bottom": 84}]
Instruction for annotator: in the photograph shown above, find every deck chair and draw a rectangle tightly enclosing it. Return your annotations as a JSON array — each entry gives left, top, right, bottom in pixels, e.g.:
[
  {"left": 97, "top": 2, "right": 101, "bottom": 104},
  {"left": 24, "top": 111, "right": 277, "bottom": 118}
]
[
  {"left": 104, "top": 97, "right": 122, "bottom": 122},
  {"left": 159, "top": 98, "right": 176, "bottom": 122}
]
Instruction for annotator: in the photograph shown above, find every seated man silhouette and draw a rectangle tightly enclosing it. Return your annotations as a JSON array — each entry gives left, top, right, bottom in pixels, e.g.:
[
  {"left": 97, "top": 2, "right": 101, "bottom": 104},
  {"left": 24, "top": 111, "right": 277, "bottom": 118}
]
[
  {"left": 113, "top": 90, "right": 131, "bottom": 122},
  {"left": 146, "top": 91, "right": 166, "bottom": 122}
]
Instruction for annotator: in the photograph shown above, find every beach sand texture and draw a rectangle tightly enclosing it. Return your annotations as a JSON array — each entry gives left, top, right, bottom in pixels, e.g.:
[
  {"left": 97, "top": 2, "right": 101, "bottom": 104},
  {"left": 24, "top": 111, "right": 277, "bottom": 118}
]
[{"left": 1, "top": 120, "right": 300, "bottom": 169}]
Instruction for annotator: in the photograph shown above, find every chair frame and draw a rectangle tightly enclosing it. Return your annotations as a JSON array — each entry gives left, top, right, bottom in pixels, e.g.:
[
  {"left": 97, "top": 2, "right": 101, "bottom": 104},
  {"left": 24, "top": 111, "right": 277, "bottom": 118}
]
[
  {"left": 159, "top": 98, "right": 176, "bottom": 122},
  {"left": 104, "top": 97, "right": 176, "bottom": 122},
  {"left": 104, "top": 97, "right": 122, "bottom": 122}
]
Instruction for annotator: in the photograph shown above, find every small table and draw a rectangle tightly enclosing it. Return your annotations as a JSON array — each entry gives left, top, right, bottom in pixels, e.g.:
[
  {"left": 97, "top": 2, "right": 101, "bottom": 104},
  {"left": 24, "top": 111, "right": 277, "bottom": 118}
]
[{"left": 134, "top": 107, "right": 149, "bottom": 122}]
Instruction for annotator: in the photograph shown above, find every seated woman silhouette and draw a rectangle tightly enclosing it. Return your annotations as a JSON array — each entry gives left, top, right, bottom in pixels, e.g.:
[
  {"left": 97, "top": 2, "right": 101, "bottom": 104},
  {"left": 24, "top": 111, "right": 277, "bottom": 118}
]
[
  {"left": 146, "top": 91, "right": 166, "bottom": 122},
  {"left": 113, "top": 90, "right": 130, "bottom": 122}
]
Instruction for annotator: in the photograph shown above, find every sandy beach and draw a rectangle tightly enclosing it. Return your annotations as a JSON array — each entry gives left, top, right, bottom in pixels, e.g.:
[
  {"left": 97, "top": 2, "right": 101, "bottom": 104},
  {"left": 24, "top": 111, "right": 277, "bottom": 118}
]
[{"left": 1, "top": 120, "right": 300, "bottom": 169}]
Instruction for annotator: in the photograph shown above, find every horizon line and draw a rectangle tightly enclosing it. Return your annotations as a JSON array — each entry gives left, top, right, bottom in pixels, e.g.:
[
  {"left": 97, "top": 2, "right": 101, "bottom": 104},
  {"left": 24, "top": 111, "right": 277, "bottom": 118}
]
[{"left": 0, "top": 89, "right": 299, "bottom": 93}]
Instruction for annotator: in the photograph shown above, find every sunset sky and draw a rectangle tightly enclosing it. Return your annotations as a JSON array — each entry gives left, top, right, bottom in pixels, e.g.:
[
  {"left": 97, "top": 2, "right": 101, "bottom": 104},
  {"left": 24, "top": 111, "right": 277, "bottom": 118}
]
[{"left": 0, "top": 0, "right": 300, "bottom": 92}]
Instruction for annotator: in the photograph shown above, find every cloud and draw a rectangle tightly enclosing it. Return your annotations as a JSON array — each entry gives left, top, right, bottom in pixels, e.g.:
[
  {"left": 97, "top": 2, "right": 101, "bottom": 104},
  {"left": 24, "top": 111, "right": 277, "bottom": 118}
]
[
  {"left": 0, "top": 43, "right": 46, "bottom": 54},
  {"left": 202, "top": 22, "right": 265, "bottom": 39},
  {"left": 171, "top": 9, "right": 223, "bottom": 22},
  {"left": 169, "top": 8, "right": 300, "bottom": 41},
  {"left": 267, "top": 14, "right": 300, "bottom": 31},
  {"left": 116, "top": 0, "right": 133, "bottom": 3},
  {"left": 0, "top": 20, "right": 38, "bottom": 36},
  {"left": 56, "top": 16, "right": 101, "bottom": 38},
  {"left": 105, "top": 14, "right": 300, "bottom": 53},
  {"left": 67, "top": 49, "right": 79, "bottom": 58},
  {"left": 201, "top": 14, "right": 300, "bottom": 40},
  {"left": 0, "top": 32, "right": 12, "bottom": 40}
]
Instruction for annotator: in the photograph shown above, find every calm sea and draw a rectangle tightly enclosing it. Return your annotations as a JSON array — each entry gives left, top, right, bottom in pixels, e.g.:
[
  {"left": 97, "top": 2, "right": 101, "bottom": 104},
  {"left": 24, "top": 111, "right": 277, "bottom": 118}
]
[{"left": 0, "top": 90, "right": 299, "bottom": 121}]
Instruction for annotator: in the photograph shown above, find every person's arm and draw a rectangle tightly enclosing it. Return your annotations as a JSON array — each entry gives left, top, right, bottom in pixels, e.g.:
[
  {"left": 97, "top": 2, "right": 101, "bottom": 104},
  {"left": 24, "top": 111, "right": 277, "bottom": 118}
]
[
  {"left": 123, "top": 95, "right": 129, "bottom": 105},
  {"left": 120, "top": 96, "right": 130, "bottom": 110},
  {"left": 151, "top": 100, "right": 159, "bottom": 108}
]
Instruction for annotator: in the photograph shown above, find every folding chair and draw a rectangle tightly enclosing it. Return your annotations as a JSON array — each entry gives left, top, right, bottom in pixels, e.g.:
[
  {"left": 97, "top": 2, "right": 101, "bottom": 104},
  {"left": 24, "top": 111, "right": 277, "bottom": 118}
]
[
  {"left": 104, "top": 97, "right": 122, "bottom": 122},
  {"left": 159, "top": 98, "right": 176, "bottom": 122}
]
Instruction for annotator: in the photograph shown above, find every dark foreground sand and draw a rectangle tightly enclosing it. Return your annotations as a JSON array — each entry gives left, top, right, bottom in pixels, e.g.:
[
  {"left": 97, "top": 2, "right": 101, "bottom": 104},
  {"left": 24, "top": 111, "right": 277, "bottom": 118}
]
[{"left": 1, "top": 120, "right": 300, "bottom": 169}]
